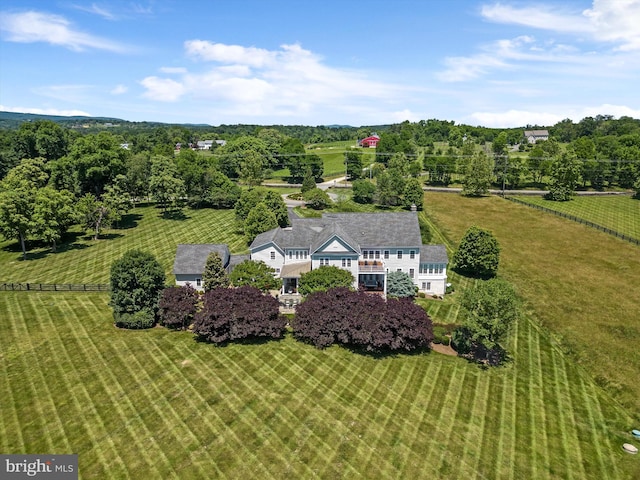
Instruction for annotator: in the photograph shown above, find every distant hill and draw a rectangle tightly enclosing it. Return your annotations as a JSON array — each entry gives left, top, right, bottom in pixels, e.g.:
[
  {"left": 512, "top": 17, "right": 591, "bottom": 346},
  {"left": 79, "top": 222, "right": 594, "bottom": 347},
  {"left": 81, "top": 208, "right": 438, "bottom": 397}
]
[{"left": 0, "top": 111, "right": 212, "bottom": 130}]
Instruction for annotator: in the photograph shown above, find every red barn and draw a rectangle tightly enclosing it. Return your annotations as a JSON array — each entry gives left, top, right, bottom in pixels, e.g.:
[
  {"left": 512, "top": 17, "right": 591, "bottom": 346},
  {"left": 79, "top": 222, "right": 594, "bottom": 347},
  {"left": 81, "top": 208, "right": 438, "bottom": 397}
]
[{"left": 358, "top": 135, "right": 380, "bottom": 148}]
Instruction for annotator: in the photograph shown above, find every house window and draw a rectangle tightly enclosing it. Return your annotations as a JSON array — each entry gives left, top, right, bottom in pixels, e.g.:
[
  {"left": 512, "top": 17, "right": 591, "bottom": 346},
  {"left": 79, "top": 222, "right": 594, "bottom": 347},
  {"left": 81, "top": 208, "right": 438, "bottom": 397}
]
[
  {"left": 397, "top": 268, "right": 402, "bottom": 272},
  {"left": 363, "top": 251, "right": 368, "bottom": 259},
  {"left": 409, "top": 268, "right": 415, "bottom": 278},
  {"left": 342, "top": 258, "right": 346, "bottom": 267},
  {"left": 296, "top": 251, "right": 300, "bottom": 259},
  {"left": 410, "top": 250, "right": 415, "bottom": 259},
  {"left": 426, "top": 282, "right": 431, "bottom": 291},
  {"left": 304, "top": 251, "right": 308, "bottom": 259},
  {"left": 196, "top": 278, "right": 201, "bottom": 287},
  {"left": 288, "top": 251, "right": 292, "bottom": 259},
  {"left": 375, "top": 251, "right": 380, "bottom": 259},
  {"left": 384, "top": 250, "right": 389, "bottom": 259},
  {"left": 419, "top": 264, "right": 425, "bottom": 274},
  {"left": 270, "top": 251, "right": 275, "bottom": 260},
  {"left": 438, "top": 264, "right": 444, "bottom": 274},
  {"left": 421, "top": 282, "right": 426, "bottom": 289},
  {"left": 397, "top": 251, "right": 403, "bottom": 259},
  {"left": 276, "top": 268, "right": 280, "bottom": 273},
  {"left": 369, "top": 250, "right": 374, "bottom": 258},
  {"left": 429, "top": 264, "right": 434, "bottom": 274}
]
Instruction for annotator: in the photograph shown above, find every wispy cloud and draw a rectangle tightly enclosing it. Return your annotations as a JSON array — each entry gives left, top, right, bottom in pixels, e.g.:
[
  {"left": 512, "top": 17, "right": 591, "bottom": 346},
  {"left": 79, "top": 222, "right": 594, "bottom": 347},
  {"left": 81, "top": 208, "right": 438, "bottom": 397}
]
[
  {"left": 0, "top": 104, "right": 91, "bottom": 117},
  {"left": 0, "top": 10, "right": 128, "bottom": 52},
  {"left": 159, "top": 67, "right": 188, "bottom": 74},
  {"left": 71, "top": 3, "right": 117, "bottom": 21},
  {"left": 481, "top": 0, "right": 640, "bottom": 51},
  {"left": 111, "top": 84, "right": 128, "bottom": 95},
  {"left": 140, "top": 41, "right": 405, "bottom": 119}
]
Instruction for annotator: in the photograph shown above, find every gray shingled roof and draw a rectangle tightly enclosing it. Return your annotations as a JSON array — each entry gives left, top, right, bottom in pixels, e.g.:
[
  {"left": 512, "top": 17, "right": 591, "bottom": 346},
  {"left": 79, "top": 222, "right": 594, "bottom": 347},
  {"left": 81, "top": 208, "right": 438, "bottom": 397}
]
[
  {"left": 250, "top": 212, "right": 422, "bottom": 252},
  {"left": 173, "top": 244, "right": 230, "bottom": 275},
  {"left": 420, "top": 245, "right": 449, "bottom": 264}
]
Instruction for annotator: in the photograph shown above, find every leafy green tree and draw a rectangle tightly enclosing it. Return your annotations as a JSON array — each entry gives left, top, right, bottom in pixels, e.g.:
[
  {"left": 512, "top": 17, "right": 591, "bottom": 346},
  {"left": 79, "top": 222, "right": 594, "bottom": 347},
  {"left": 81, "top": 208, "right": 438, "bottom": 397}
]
[
  {"left": 303, "top": 187, "right": 332, "bottom": 210},
  {"left": 202, "top": 251, "right": 230, "bottom": 291},
  {"left": 458, "top": 278, "right": 520, "bottom": 359},
  {"left": 12, "top": 120, "right": 71, "bottom": 162},
  {"left": 239, "top": 149, "right": 265, "bottom": 186},
  {"left": 403, "top": 177, "right": 424, "bottom": 210},
  {"left": 633, "top": 175, "right": 640, "bottom": 199},
  {"left": 301, "top": 167, "right": 316, "bottom": 193},
  {"left": 234, "top": 188, "right": 264, "bottom": 221},
  {"left": 0, "top": 180, "right": 35, "bottom": 259},
  {"left": 462, "top": 151, "right": 493, "bottom": 196},
  {"left": 352, "top": 179, "right": 376, "bottom": 204},
  {"left": 386, "top": 271, "right": 417, "bottom": 298},
  {"left": 452, "top": 226, "right": 500, "bottom": 278},
  {"left": 229, "top": 260, "right": 282, "bottom": 292},
  {"left": 219, "top": 136, "right": 271, "bottom": 179},
  {"left": 66, "top": 131, "right": 128, "bottom": 195},
  {"left": 110, "top": 249, "right": 165, "bottom": 328},
  {"left": 175, "top": 149, "right": 216, "bottom": 207},
  {"left": 546, "top": 152, "right": 581, "bottom": 201},
  {"left": 124, "top": 153, "right": 151, "bottom": 204},
  {"left": 102, "top": 174, "right": 131, "bottom": 227},
  {"left": 149, "top": 155, "right": 185, "bottom": 213},
  {"left": 33, "top": 187, "right": 75, "bottom": 252},
  {"left": 263, "top": 190, "right": 289, "bottom": 227},
  {"left": 76, "top": 193, "right": 112, "bottom": 240},
  {"left": 388, "top": 152, "right": 409, "bottom": 176},
  {"left": 344, "top": 151, "right": 363, "bottom": 180},
  {"left": 244, "top": 202, "right": 279, "bottom": 243},
  {"left": 298, "top": 266, "right": 354, "bottom": 296},
  {"left": 208, "top": 170, "right": 241, "bottom": 208}
]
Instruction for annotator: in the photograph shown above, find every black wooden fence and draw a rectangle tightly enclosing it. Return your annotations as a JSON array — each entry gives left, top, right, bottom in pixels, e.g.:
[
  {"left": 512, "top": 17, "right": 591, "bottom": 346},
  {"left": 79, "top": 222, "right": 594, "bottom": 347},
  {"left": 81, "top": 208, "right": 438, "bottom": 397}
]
[
  {"left": 504, "top": 196, "right": 640, "bottom": 246},
  {"left": 0, "top": 283, "right": 110, "bottom": 292}
]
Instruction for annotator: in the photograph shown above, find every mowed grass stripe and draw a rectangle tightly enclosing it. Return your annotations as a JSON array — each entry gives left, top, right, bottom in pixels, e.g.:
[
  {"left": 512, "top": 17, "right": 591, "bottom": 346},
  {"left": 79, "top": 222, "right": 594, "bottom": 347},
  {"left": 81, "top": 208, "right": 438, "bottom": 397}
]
[
  {"left": 495, "top": 319, "right": 518, "bottom": 479},
  {"left": 38, "top": 298, "right": 131, "bottom": 478},
  {"left": 59, "top": 296, "right": 167, "bottom": 478},
  {"left": 464, "top": 372, "right": 490, "bottom": 478},
  {"left": 530, "top": 316, "right": 551, "bottom": 476}
]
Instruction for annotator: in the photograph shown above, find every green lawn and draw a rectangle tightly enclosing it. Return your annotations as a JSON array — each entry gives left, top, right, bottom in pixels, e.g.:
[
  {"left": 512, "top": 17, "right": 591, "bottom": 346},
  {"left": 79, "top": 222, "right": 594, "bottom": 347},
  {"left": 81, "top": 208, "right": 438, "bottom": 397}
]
[
  {"left": 2, "top": 199, "right": 640, "bottom": 478},
  {"left": 513, "top": 194, "right": 640, "bottom": 241},
  {"left": 1, "top": 292, "right": 637, "bottom": 479},
  {"left": 425, "top": 192, "right": 640, "bottom": 414},
  {"left": 0, "top": 205, "right": 248, "bottom": 285}
]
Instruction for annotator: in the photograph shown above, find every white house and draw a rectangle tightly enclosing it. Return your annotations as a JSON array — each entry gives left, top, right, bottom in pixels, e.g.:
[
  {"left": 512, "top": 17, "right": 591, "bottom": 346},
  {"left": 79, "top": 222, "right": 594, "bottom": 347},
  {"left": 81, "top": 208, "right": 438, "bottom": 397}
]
[
  {"left": 250, "top": 212, "right": 449, "bottom": 296},
  {"left": 523, "top": 129, "right": 549, "bottom": 144}
]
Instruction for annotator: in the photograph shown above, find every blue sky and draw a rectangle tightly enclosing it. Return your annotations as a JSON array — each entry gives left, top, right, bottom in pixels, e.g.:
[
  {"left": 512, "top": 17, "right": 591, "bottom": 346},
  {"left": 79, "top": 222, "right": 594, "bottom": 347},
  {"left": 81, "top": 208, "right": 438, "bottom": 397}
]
[{"left": 1, "top": 0, "right": 639, "bottom": 127}]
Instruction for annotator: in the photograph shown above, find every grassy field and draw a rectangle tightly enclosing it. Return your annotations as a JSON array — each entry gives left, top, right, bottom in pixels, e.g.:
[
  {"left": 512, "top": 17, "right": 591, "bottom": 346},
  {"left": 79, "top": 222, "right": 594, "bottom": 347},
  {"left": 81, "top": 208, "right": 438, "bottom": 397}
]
[
  {"left": 2, "top": 198, "right": 640, "bottom": 478},
  {"left": 1, "top": 292, "right": 638, "bottom": 479},
  {"left": 0, "top": 205, "right": 248, "bottom": 285},
  {"left": 512, "top": 194, "right": 640, "bottom": 241},
  {"left": 424, "top": 192, "right": 640, "bottom": 414}
]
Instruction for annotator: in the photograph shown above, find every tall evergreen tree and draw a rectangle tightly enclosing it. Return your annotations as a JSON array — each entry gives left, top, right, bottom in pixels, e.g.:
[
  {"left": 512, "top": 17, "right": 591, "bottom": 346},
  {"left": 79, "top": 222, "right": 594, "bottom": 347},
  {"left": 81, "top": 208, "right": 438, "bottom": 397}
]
[{"left": 202, "top": 251, "right": 230, "bottom": 292}]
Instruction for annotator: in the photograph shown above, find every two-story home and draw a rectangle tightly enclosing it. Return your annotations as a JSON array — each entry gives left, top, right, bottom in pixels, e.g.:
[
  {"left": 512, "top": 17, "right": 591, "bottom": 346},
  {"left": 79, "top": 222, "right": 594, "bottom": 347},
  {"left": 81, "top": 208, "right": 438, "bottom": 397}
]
[{"left": 250, "top": 211, "right": 448, "bottom": 297}]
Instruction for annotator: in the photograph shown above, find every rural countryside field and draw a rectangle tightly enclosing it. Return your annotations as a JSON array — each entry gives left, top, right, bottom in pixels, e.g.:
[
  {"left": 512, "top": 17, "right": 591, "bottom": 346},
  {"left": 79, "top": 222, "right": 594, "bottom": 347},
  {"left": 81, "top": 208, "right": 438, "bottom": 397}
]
[{"left": 1, "top": 191, "right": 639, "bottom": 479}]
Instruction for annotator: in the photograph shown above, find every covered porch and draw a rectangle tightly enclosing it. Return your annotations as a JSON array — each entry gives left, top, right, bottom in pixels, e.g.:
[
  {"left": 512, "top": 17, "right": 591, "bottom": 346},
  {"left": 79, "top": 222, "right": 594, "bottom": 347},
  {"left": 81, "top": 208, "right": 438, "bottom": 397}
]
[
  {"left": 280, "top": 261, "right": 311, "bottom": 295},
  {"left": 358, "top": 260, "right": 386, "bottom": 293}
]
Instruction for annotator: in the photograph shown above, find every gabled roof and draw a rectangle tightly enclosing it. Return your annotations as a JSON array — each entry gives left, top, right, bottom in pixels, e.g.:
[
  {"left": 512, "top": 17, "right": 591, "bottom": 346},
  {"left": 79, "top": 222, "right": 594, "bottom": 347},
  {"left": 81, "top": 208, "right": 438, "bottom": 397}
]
[
  {"left": 419, "top": 244, "right": 449, "bottom": 264},
  {"left": 250, "top": 212, "right": 422, "bottom": 253},
  {"left": 173, "top": 244, "right": 230, "bottom": 275},
  {"left": 523, "top": 129, "right": 549, "bottom": 136}
]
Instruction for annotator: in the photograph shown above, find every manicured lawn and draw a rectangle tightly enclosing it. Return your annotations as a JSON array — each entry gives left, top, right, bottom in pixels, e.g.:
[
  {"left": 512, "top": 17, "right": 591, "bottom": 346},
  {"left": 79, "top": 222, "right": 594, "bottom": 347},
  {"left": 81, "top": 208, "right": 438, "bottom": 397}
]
[
  {"left": 1, "top": 292, "right": 637, "bottom": 479},
  {"left": 424, "top": 192, "right": 640, "bottom": 413},
  {"left": 0, "top": 205, "right": 248, "bottom": 285},
  {"left": 513, "top": 194, "right": 640, "bottom": 241}
]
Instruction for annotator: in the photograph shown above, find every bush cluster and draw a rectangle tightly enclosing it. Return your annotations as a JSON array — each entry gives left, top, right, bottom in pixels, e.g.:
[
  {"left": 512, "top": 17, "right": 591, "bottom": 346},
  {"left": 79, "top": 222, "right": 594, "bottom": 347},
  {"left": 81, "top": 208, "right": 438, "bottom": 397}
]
[
  {"left": 114, "top": 309, "right": 155, "bottom": 329},
  {"left": 192, "top": 285, "right": 286, "bottom": 344},
  {"left": 293, "top": 287, "right": 433, "bottom": 352},
  {"left": 158, "top": 285, "right": 199, "bottom": 330}
]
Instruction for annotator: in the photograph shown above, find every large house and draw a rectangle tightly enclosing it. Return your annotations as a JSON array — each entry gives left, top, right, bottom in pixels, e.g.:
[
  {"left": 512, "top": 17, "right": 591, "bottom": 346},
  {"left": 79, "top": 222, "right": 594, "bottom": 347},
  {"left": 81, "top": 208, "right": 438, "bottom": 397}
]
[
  {"left": 523, "top": 129, "right": 549, "bottom": 144},
  {"left": 357, "top": 135, "right": 380, "bottom": 148},
  {"left": 250, "top": 212, "right": 449, "bottom": 296}
]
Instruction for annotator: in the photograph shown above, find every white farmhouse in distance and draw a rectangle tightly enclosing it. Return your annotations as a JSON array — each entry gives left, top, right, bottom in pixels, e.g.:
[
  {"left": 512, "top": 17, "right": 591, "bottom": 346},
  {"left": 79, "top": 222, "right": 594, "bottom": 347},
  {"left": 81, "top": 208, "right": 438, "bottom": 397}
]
[{"left": 523, "top": 129, "right": 549, "bottom": 144}]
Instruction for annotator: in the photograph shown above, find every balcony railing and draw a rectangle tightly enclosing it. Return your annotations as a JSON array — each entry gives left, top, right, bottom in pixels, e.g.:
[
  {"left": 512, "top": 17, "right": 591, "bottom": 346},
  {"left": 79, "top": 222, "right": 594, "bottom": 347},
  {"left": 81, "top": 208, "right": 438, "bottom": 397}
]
[{"left": 358, "top": 260, "right": 385, "bottom": 273}]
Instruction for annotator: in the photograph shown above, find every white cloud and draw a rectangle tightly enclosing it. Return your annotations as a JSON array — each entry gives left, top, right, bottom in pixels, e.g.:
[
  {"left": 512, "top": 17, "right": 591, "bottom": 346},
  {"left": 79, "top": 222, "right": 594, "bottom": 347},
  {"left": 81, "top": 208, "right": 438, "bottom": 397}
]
[
  {"left": 389, "top": 109, "right": 422, "bottom": 123},
  {"left": 139, "top": 76, "right": 186, "bottom": 101},
  {"left": 0, "top": 10, "right": 128, "bottom": 52},
  {"left": 159, "top": 67, "right": 188, "bottom": 74},
  {"left": 111, "top": 84, "right": 128, "bottom": 95},
  {"left": 71, "top": 3, "right": 117, "bottom": 20},
  {"left": 0, "top": 104, "right": 91, "bottom": 116},
  {"left": 140, "top": 41, "right": 404, "bottom": 120},
  {"left": 465, "top": 104, "right": 640, "bottom": 128},
  {"left": 481, "top": 1, "right": 640, "bottom": 51}
]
